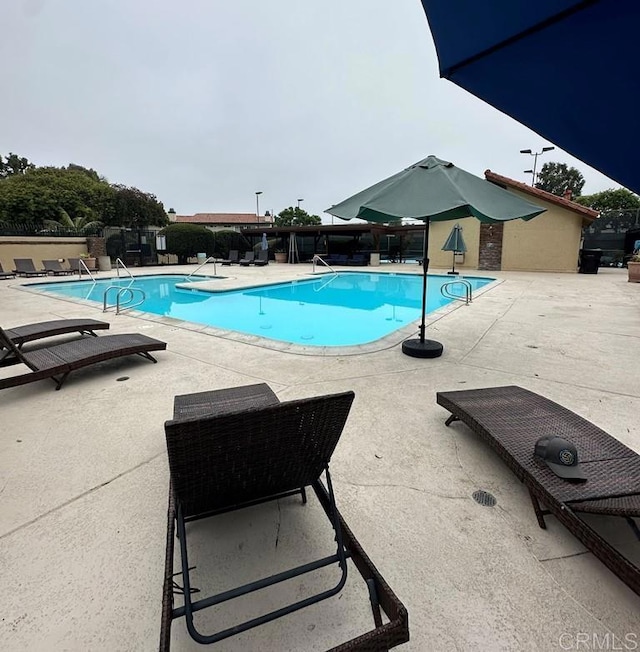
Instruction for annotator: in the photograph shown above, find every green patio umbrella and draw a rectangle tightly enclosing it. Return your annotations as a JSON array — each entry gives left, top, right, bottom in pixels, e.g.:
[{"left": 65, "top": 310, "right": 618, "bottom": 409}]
[
  {"left": 325, "top": 156, "right": 545, "bottom": 358},
  {"left": 441, "top": 223, "right": 467, "bottom": 275}
]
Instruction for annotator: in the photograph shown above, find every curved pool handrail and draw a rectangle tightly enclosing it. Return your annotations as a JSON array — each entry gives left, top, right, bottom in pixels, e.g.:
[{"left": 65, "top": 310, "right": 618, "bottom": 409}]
[{"left": 441, "top": 279, "right": 473, "bottom": 305}]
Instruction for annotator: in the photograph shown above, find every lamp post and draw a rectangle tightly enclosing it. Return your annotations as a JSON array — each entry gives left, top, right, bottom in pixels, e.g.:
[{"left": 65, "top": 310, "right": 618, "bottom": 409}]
[
  {"left": 520, "top": 146, "right": 554, "bottom": 185},
  {"left": 255, "top": 191, "right": 263, "bottom": 224},
  {"left": 297, "top": 198, "right": 304, "bottom": 209}
]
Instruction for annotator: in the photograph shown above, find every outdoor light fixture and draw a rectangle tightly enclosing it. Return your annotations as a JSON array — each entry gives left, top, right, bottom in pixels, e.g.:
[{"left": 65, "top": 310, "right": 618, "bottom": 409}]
[
  {"left": 520, "top": 146, "right": 555, "bottom": 185},
  {"left": 297, "top": 198, "right": 304, "bottom": 209},
  {"left": 255, "top": 191, "right": 263, "bottom": 223}
]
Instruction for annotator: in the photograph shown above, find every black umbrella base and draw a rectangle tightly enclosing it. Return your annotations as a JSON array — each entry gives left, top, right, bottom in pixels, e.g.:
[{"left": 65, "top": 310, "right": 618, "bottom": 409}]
[
  {"left": 447, "top": 270, "right": 459, "bottom": 275},
  {"left": 402, "top": 338, "right": 444, "bottom": 358}
]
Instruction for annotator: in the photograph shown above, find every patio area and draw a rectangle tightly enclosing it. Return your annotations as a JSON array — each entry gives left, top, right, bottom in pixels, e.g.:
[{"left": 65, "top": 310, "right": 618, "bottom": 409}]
[{"left": 0, "top": 262, "right": 638, "bottom": 650}]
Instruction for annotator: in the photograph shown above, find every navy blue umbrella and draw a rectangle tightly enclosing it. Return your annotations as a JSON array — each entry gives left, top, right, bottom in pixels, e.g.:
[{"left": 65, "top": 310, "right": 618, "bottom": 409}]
[{"left": 420, "top": 0, "right": 640, "bottom": 193}]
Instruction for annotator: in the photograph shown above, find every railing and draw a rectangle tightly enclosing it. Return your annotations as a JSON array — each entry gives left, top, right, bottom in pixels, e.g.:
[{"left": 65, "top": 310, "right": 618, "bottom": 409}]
[
  {"left": 187, "top": 256, "right": 217, "bottom": 281},
  {"left": 440, "top": 279, "right": 473, "bottom": 305},
  {"left": 77, "top": 258, "right": 96, "bottom": 282},
  {"left": 103, "top": 285, "right": 146, "bottom": 314},
  {"left": 312, "top": 255, "right": 336, "bottom": 274},
  {"left": 115, "top": 258, "right": 134, "bottom": 279}
]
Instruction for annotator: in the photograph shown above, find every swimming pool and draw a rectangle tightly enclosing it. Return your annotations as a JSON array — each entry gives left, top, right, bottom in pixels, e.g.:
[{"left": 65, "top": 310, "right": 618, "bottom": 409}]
[{"left": 33, "top": 272, "right": 494, "bottom": 347}]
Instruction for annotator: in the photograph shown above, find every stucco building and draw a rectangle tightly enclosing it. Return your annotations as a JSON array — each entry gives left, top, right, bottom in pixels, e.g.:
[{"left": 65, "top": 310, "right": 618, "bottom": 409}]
[{"left": 426, "top": 171, "right": 599, "bottom": 273}]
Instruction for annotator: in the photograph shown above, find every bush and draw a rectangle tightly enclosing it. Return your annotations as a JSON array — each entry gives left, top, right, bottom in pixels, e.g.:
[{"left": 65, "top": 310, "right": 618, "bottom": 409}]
[
  {"left": 160, "top": 223, "right": 216, "bottom": 264},
  {"left": 209, "top": 229, "right": 251, "bottom": 258},
  {"left": 106, "top": 233, "right": 125, "bottom": 259}
]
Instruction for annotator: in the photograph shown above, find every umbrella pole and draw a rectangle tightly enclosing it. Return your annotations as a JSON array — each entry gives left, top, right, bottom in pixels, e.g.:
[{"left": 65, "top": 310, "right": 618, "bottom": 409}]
[
  {"left": 449, "top": 250, "right": 457, "bottom": 275},
  {"left": 419, "top": 219, "right": 429, "bottom": 343},
  {"left": 402, "top": 218, "right": 443, "bottom": 358}
]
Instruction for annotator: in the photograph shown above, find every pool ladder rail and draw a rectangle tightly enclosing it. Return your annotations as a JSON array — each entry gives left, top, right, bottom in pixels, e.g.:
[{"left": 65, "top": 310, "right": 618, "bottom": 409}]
[
  {"left": 115, "top": 257, "right": 134, "bottom": 279},
  {"left": 187, "top": 257, "right": 217, "bottom": 281},
  {"left": 103, "top": 283, "right": 146, "bottom": 315},
  {"left": 312, "top": 255, "right": 336, "bottom": 274},
  {"left": 100, "top": 259, "right": 144, "bottom": 314},
  {"left": 440, "top": 278, "right": 473, "bottom": 305}
]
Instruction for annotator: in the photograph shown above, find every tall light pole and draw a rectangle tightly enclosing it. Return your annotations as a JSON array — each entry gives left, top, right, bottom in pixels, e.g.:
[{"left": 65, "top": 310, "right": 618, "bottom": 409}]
[
  {"left": 255, "top": 191, "right": 262, "bottom": 224},
  {"left": 520, "top": 146, "right": 555, "bottom": 185},
  {"left": 297, "top": 198, "right": 304, "bottom": 209}
]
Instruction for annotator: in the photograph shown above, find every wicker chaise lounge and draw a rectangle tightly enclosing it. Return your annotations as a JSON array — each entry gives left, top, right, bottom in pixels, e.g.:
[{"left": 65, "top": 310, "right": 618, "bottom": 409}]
[
  {"left": 220, "top": 250, "right": 239, "bottom": 266},
  {"left": 13, "top": 258, "right": 47, "bottom": 277},
  {"left": 238, "top": 251, "right": 255, "bottom": 266},
  {"left": 41, "top": 259, "right": 74, "bottom": 275},
  {"left": 1, "top": 318, "right": 110, "bottom": 366},
  {"left": 161, "top": 383, "right": 409, "bottom": 651},
  {"left": 0, "top": 327, "right": 166, "bottom": 390},
  {"left": 436, "top": 385, "right": 640, "bottom": 595},
  {"left": 0, "top": 263, "right": 15, "bottom": 280}
]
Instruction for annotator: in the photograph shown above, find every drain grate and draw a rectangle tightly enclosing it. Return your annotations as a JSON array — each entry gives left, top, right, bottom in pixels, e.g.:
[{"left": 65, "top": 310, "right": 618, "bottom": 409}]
[{"left": 472, "top": 490, "right": 496, "bottom": 507}]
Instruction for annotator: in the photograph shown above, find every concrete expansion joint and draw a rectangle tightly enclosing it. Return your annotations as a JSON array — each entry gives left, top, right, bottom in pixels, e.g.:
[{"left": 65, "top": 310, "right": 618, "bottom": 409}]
[
  {"left": 340, "top": 479, "right": 467, "bottom": 501},
  {"left": 0, "top": 452, "right": 163, "bottom": 542},
  {"left": 538, "top": 550, "right": 590, "bottom": 563}
]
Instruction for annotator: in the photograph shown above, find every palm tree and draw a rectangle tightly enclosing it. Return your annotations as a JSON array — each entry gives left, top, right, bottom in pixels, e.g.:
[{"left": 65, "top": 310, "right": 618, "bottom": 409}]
[{"left": 44, "top": 208, "right": 102, "bottom": 234}]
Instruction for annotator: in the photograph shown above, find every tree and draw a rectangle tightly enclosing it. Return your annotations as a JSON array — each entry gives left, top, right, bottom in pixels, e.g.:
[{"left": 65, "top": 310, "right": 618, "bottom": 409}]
[
  {"left": 274, "top": 206, "right": 322, "bottom": 227},
  {"left": 160, "top": 223, "right": 215, "bottom": 264},
  {"left": 0, "top": 165, "right": 114, "bottom": 224},
  {"left": 535, "top": 162, "right": 585, "bottom": 197},
  {"left": 0, "top": 152, "right": 34, "bottom": 178},
  {"left": 110, "top": 185, "right": 169, "bottom": 229},
  {"left": 0, "top": 155, "right": 169, "bottom": 230},
  {"left": 575, "top": 188, "right": 640, "bottom": 212}
]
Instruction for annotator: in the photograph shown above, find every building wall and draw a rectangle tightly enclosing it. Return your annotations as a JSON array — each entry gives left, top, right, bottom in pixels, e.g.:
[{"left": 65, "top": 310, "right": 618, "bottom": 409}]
[
  {"left": 501, "top": 188, "right": 583, "bottom": 272},
  {"left": 0, "top": 236, "right": 88, "bottom": 274},
  {"left": 427, "top": 217, "right": 480, "bottom": 270}
]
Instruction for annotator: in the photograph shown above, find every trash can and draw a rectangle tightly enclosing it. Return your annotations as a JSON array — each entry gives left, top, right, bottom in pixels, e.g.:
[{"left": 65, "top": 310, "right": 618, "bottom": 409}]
[
  {"left": 578, "top": 249, "right": 602, "bottom": 274},
  {"left": 98, "top": 256, "right": 112, "bottom": 271}
]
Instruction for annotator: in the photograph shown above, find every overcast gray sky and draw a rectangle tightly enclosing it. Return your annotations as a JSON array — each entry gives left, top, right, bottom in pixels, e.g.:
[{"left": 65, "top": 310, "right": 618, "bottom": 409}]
[{"left": 1, "top": 0, "right": 618, "bottom": 222}]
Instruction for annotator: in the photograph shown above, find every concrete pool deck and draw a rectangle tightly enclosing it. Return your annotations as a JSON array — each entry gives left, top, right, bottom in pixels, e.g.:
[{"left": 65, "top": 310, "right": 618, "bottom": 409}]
[{"left": 0, "top": 262, "right": 638, "bottom": 651}]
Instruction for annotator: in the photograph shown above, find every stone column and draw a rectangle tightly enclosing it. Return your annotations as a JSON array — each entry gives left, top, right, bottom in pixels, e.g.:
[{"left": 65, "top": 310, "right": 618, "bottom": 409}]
[{"left": 478, "top": 223, "right": 504, "bottom": 271}]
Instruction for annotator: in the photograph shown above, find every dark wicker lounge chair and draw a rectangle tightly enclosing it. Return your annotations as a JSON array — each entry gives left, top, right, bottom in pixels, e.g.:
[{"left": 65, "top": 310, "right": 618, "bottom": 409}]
[
  {"left": 437, "top": 385, "right": 640, "bottom": 595},
  {"left": 0, "top": 326, "right": 166, "bottom": 390},
  {"left": 161, "top": 383, "right": 409, "bottom": 651},
  {"left": 13, "top": 258, "right": 47, "bottom": 277},
  {"left": 67, "top": 258, "right": 81, "bottom": 273},
  {"left": 220, "top": 250, "right": 239, "bottom": 266},
  {"left": 254, "top": 249, "right": 269, "bottom": 266},
  {"left": 41, "top": 259, "right": 74, "bottom": 275},
  {"left": 1, "top": 318, "right": 110, "bottom": 366},
  {"left": 0, "top": 263, "right": 15, "bottom": 280},
  {"left": 238, "top": 251, "right": 255, "bottom": 266}
]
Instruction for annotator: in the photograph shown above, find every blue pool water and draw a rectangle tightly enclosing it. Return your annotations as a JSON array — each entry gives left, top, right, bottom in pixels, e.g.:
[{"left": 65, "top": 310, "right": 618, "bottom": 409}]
[{"left": 33, "top": 273, "right": 493, "bottom": 347}]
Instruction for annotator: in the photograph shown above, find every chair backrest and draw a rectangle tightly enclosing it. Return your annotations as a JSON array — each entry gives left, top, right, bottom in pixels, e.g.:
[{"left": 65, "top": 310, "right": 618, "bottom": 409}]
[
  {"left": 67, "top": 258, "right": 81, "bottom": 271},
  {"left": 42, "top": 259, "right": 63, "bottom": 271},
  {"left": 228, "top": 250, "right": 239, "bottom": 262},
  {"left": 14, "top": 258, "right": 37, "bottom": 272},
  {"left": 242, "top": 251, "right": 255, "bottom": 262},
  {"left": 165, "top": 390, "right": 355, "bottom": 517},
  {"left": 0, "top": 327, "right": 30, "bottom": 366},
  {"left": 257, "top": 249, "right": 268, "bottom": 262}
]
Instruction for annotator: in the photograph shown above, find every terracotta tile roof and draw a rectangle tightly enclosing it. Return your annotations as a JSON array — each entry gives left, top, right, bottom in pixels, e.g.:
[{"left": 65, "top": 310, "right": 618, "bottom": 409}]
[
  {"left": 484, "top": 170, "right": 599, "bottom": 223},
  {"left": 175, "top": 213, "right": 274, "bottom": 225}
]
